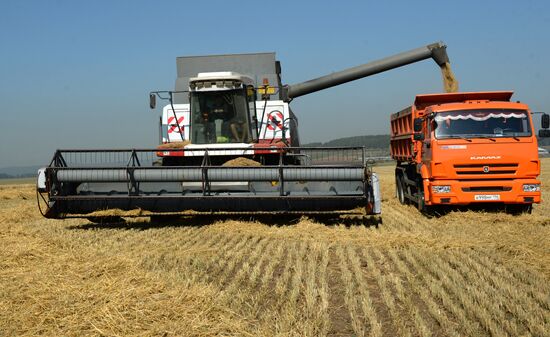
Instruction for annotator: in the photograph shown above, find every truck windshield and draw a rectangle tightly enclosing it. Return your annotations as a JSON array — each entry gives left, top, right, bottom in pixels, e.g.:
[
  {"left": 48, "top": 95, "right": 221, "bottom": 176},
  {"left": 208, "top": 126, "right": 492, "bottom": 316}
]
[
  {"left": 434, "top": 109, "right": 532, "bottom": 139},
  {"left": 190, "top": 89, "right": 251, "bottom": 144}
]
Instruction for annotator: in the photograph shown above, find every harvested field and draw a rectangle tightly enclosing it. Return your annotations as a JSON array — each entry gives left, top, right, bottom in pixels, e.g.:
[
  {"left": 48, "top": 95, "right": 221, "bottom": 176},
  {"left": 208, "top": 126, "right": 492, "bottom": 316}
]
[{"left": 1, "top": 159, "right": 549, "bottom": 336}]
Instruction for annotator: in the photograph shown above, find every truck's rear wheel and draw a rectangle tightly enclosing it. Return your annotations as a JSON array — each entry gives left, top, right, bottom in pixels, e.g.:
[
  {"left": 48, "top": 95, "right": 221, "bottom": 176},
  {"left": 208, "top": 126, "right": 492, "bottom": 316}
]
[{"left": 396, "top": 175, "right": 406, "bottom": 205}]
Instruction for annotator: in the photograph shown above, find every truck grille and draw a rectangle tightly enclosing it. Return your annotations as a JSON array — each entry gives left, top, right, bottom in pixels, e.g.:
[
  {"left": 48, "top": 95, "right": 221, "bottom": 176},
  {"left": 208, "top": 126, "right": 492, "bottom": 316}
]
[
  {"left": 461, "top": 186, "right": 512, "bottom": 192},
  {"left": 453, "top": 163, "right": 518, "bottom": 176}
]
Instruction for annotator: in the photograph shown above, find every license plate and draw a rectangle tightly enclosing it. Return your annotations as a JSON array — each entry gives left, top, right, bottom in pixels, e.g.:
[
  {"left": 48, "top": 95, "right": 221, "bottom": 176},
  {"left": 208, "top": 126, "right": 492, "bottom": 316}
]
[{"left": 474, "top": 194, "right": 500, "bottom": 201}]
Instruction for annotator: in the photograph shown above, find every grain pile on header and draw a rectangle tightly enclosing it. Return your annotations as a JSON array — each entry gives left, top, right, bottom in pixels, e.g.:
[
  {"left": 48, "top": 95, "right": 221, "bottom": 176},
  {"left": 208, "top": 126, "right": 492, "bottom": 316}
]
[
  {"left": 222, "top": 158, "right": 262, "bottom": 167},
  {"left": 157, "top": 141, "right": 191, "bottom": 149}
]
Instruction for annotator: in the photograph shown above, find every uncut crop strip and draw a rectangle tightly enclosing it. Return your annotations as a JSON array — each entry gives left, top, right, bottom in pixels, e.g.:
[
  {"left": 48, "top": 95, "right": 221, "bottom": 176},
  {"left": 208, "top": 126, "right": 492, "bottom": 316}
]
[
  {"left": 248, "top": 240, "right": 298, "bottom": 334},
  {"left": 273, "top": 240, "right": 298, "bottom": 302},
  {"left": 300, "top": 241, "right": 330, "bottom": 337},
  {"left": 277, "top": 241, "right": 309, "bottom": 333},
  {"left": 408, "top": 249, "right": 508, "bottom": 337},
  {"left": 213, "top": 235, "right": 262, "bottom": 286},
  {"left": 198, "top": 234, "right": 243, "bottom": 283},
  {"left": 185, "top": 232, "right": 252, "bottom": 285},
  {"left": 397, "top": 249, "right": 481, "bottom": 336},
  {"left": 337, "top": 244, "right": 383, "bottom": 337},
  {"left": 258, "top": 241, "right": 286, "bottom": 292},
  {"left": 138, "top": 228, "right": 224, "bottom": 274},
  {"left": 223, "top": 237, "right": 271, "bottom": 303},
  {"left": 247, "top": 239, "right": 278, "bottom": 287},
  {"left": 255, "top": 240, "right": 309, "bottom": 335},
  {"left": 314, "top": 242, "right": 330, "bottom": 336},
  {"left": 347, "top": 244, "right": 383, "bottom": 337},
  {"left": 453, "top": 250, "right": 549, "bottom": 335},
  {"left": 168, "top": 230, "right": 233, "bottom": 280},
  {"left": 336, "top": 244, "right": 366, "bottom": 337},
  {"left": 380, "top": 206, "right": 418, "bottom": 232},
  {"left": 382, "top": 248, "right": 461, "bottom": 337},
  {"left": 466, "top": 248, "right": 550, "bottom": 312},
  {"left": 386, "top": 205, "right": 431, "bottom": 232},
  {"left": 362, "top": 247, "right": 429, "bottom": 337},
  {"left": 436, "top": 250, "right": 524, "bottom": 336}
]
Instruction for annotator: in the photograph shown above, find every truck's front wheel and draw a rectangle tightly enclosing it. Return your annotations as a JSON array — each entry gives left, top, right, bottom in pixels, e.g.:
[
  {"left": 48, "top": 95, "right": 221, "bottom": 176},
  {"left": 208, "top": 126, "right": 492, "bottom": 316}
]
[{"left": 505, "top": 204, "right": 532, "bottom": 215}]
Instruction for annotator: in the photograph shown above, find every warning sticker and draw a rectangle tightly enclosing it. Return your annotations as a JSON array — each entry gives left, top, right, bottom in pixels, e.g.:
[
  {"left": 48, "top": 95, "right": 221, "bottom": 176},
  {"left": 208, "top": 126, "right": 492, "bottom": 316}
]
[
  {"left": 167, "top": 116, "right": 184, "bottom": 134},
  {"left": 266, "top": 111, "right": 284, "bottom": 130}
]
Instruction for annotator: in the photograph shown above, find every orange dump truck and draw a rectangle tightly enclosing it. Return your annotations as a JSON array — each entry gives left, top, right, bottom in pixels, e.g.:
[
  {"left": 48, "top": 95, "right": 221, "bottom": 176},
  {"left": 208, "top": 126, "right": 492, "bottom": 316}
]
[{"left": 390, "top": 91, "right": 545, "bottom": 213}]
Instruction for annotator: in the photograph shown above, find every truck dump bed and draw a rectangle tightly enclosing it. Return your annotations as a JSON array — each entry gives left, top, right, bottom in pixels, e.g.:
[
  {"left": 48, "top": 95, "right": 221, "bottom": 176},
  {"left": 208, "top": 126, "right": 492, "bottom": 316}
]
[{"left": 390, "top": 106, "right": 416, "bottom": 162}]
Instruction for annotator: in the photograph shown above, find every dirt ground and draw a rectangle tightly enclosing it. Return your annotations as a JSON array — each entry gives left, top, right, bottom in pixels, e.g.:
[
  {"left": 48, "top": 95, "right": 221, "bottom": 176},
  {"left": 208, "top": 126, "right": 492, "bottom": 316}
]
[{"left": 0, "top": 159, "right": 549, "bottom": 336}]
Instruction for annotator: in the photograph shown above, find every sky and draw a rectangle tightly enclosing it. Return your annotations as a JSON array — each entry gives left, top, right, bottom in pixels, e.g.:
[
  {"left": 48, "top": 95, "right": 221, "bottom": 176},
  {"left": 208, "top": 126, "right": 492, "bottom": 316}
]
[{"left": 1, "top": 0, "right": 549, "bottom": 167}]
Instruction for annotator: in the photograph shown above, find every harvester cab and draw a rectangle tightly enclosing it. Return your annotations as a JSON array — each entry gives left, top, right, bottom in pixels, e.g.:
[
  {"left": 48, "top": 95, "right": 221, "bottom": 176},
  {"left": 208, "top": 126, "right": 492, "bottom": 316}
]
[
  {"left": 188, "top": 73, "right": 255, "bottom": 144},
  {"left": 37, "top": 42, "right": 453, "bottom": 220}
]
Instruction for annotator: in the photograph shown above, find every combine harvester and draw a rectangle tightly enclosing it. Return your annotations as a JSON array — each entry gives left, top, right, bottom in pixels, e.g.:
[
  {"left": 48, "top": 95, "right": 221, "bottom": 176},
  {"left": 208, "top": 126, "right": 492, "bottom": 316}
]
[{"left": 37, "top": 42, "right": 454, "bottom": 220}]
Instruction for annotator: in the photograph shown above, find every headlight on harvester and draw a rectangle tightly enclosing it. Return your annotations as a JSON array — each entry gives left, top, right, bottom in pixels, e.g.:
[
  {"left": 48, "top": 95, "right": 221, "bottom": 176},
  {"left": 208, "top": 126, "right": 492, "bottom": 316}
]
[
  {"left": 432, "top": 185, "right": 451, "bottom": 193},
  {"left": 522, "top": 184, "right": 541, "bottom": 192}
]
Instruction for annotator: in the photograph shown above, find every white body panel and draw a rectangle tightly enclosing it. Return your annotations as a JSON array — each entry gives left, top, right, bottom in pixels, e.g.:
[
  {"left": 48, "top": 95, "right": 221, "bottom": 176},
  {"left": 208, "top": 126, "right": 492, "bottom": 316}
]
[
  {"left": 255, "top": 100, "right": 291, "bottom": 141},
  {"left": 162, "top": 104, "right": 190, "bottom": 143},
  {"left": 184, "top": 143, "right": 254, "bottom": 156},
  {"left": 162, "top": 101, "right": 291, "bottom": 144}
]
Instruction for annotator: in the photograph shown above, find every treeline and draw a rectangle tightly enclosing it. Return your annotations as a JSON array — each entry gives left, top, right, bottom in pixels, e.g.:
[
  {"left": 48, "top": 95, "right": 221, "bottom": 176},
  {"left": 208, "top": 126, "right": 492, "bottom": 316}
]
[
  {"left": 304, "top": 134, "right": 390, "bottom": 149},
  {"left": 304, "top": 134, "right": 550, "bottom": 148},
  {"left": 0, "top": 173, "right": 36, "bottom": 180}
]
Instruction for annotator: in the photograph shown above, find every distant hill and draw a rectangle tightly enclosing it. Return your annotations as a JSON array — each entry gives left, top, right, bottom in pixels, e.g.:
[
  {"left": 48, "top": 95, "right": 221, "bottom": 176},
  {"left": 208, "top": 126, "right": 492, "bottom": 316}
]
[
  {"left": 0, "top": 166, "right": 41, "bottom": 179},
  {"left": 305, "top": 134, "right": 550, "bottom": 149}
]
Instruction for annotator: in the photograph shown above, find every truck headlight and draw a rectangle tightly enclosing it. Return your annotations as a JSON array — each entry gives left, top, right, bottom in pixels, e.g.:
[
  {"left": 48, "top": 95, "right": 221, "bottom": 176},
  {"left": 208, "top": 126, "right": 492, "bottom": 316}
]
[
  {"left": 432, "top": 185, "right": 451, "bottom": 193},
  {"left": 522, "top": 184, "right": 540, "bottom": 192}
]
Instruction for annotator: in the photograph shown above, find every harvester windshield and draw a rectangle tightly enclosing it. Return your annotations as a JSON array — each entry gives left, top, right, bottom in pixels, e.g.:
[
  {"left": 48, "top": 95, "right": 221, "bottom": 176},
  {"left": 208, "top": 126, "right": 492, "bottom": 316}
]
[
  {"left": 434, "top": 109, "right": 532, "bottom": 139},
  {"left": 190, "top": 89, "right": 252, "bottom": 144}
]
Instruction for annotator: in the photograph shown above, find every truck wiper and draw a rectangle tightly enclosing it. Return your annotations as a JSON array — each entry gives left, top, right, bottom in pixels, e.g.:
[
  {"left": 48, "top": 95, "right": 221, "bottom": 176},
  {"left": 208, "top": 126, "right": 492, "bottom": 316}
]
[
  {"left": 469, "top": 135, "right": 496, "bottom": 142},
  {"left": 441, "top": 135, "right": 472, "bottom": 142},
  {"left": 501, "top": 132, "right": 521, "bottom": 141}
]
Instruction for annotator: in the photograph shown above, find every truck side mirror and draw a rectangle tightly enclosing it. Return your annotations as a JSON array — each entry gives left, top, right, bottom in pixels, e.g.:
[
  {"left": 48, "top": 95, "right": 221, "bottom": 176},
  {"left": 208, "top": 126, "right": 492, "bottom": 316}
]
[
  {"left": 149, "top": 93, "right": 156, "bottom": 109},
  {"left": 414, "top": 133, "right": 425, "bottom": 141},
  {"left": 539, "top": 129, "right": 550, "bottom": 138},
  {"left": 413, "top": 118, "right": 423, "bottom": 132},
  {"left": 542, "top": 113, "right": 549, "bottom": 129}
]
